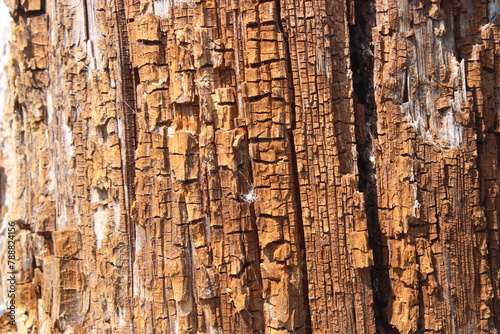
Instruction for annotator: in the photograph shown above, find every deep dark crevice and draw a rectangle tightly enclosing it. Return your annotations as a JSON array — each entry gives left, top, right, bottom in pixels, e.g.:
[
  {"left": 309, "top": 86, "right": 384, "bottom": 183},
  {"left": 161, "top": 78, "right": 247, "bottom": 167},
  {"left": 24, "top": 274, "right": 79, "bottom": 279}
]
[
  {"left": 114, "top": 1, "right": 137, "bottom": 332},
  {"left": 275, "top": 0, "right": 313, "bottom": 332},
  {"left": 349, "top": 1, "right": 395, "bottom": 333},
  {"left": 82, "top": 0, "right": 89, "bottom": 41},
  {"left": 416, "top": 255, "right": 426, "bottom": 332},
  {"left": 246, "top": 92, "right": 272, "bottom": 102},
  {"left": 475, "top": 69, "right": 500, "bottom": 331},
  {"left": 402, "top": 69, "right": 409, "bottom": 104},
  {"left": 452, "top": 2, "right": 463, "bottom": 63},
  {"left": 140, "top": 40, "right": 162, "bottom": 46},
  {"left": 115, "top": 0, "right": 137, "bottom": 203}
]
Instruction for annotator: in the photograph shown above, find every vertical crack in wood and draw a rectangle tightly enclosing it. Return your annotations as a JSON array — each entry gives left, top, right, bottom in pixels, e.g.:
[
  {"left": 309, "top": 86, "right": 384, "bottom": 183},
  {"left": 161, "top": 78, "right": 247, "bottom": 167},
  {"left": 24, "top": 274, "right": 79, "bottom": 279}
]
[
  {"left": 114, "top": 0, "right": 137, "bottom": 331},
  {"left": 275, "top": 0, "right": 312, "bottom": 332},
  {"left": 82, "top": 0, "right": 89, "bottom": 41},
  {"left": 349, "top": 0, "right": 394, "bottom": 332}
]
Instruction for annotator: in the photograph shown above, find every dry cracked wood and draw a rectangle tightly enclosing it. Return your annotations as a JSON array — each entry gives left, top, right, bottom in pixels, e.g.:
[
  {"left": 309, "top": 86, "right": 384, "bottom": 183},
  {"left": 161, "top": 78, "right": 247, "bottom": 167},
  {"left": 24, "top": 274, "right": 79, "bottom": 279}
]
[{"left": 0, "top": 0, "right": 498, "bottom": 333}]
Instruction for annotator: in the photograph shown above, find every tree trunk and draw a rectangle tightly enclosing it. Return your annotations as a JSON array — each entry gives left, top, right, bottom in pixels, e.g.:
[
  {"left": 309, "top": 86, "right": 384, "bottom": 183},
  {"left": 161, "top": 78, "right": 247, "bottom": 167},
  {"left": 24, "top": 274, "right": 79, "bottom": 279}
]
[{"left": 0, "top": 0, "right": 499, "bottom": 333}]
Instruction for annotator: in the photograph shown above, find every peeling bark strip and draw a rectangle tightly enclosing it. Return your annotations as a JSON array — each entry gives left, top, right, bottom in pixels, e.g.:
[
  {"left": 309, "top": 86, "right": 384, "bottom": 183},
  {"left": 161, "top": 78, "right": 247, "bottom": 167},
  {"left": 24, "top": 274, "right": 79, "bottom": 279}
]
[{"left": 1, "top": 0, "right": 499, "bottom": 333}]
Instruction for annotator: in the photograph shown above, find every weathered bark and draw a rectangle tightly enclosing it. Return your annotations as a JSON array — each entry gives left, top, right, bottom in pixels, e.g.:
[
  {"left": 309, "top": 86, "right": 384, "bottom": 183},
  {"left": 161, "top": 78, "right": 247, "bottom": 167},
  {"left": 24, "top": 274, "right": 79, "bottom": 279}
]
[{"left": 0, "top": 0, "right": 498, "bottom": 333}]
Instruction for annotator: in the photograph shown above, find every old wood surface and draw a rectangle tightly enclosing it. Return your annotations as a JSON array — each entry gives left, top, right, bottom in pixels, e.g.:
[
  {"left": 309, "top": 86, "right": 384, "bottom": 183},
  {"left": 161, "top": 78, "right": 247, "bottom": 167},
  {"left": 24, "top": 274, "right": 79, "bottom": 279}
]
[{"left": 0, "top": 0, "right": 499, "bottom": 333}]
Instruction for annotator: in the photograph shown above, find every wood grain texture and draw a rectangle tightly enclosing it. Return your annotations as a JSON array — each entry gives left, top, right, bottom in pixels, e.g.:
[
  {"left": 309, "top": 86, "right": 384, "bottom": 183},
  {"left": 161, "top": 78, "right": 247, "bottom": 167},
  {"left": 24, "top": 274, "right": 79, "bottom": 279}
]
[{"left": 0, "top": 0, "right": 498, "bottom": 333}]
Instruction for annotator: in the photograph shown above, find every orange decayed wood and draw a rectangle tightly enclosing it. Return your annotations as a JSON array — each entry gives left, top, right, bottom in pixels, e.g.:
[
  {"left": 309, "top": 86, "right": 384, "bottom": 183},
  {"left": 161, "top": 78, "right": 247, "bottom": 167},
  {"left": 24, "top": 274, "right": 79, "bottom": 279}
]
[{"left": 0, "top": 0, "right": 499, "bottom": 333}]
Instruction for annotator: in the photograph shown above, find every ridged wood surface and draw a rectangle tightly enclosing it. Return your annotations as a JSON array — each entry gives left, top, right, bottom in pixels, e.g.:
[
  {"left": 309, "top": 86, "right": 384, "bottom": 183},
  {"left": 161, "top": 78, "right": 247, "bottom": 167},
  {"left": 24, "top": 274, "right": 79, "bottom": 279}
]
[{"left": 0, "top": 0, "right": 499, "bottom": 333}]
